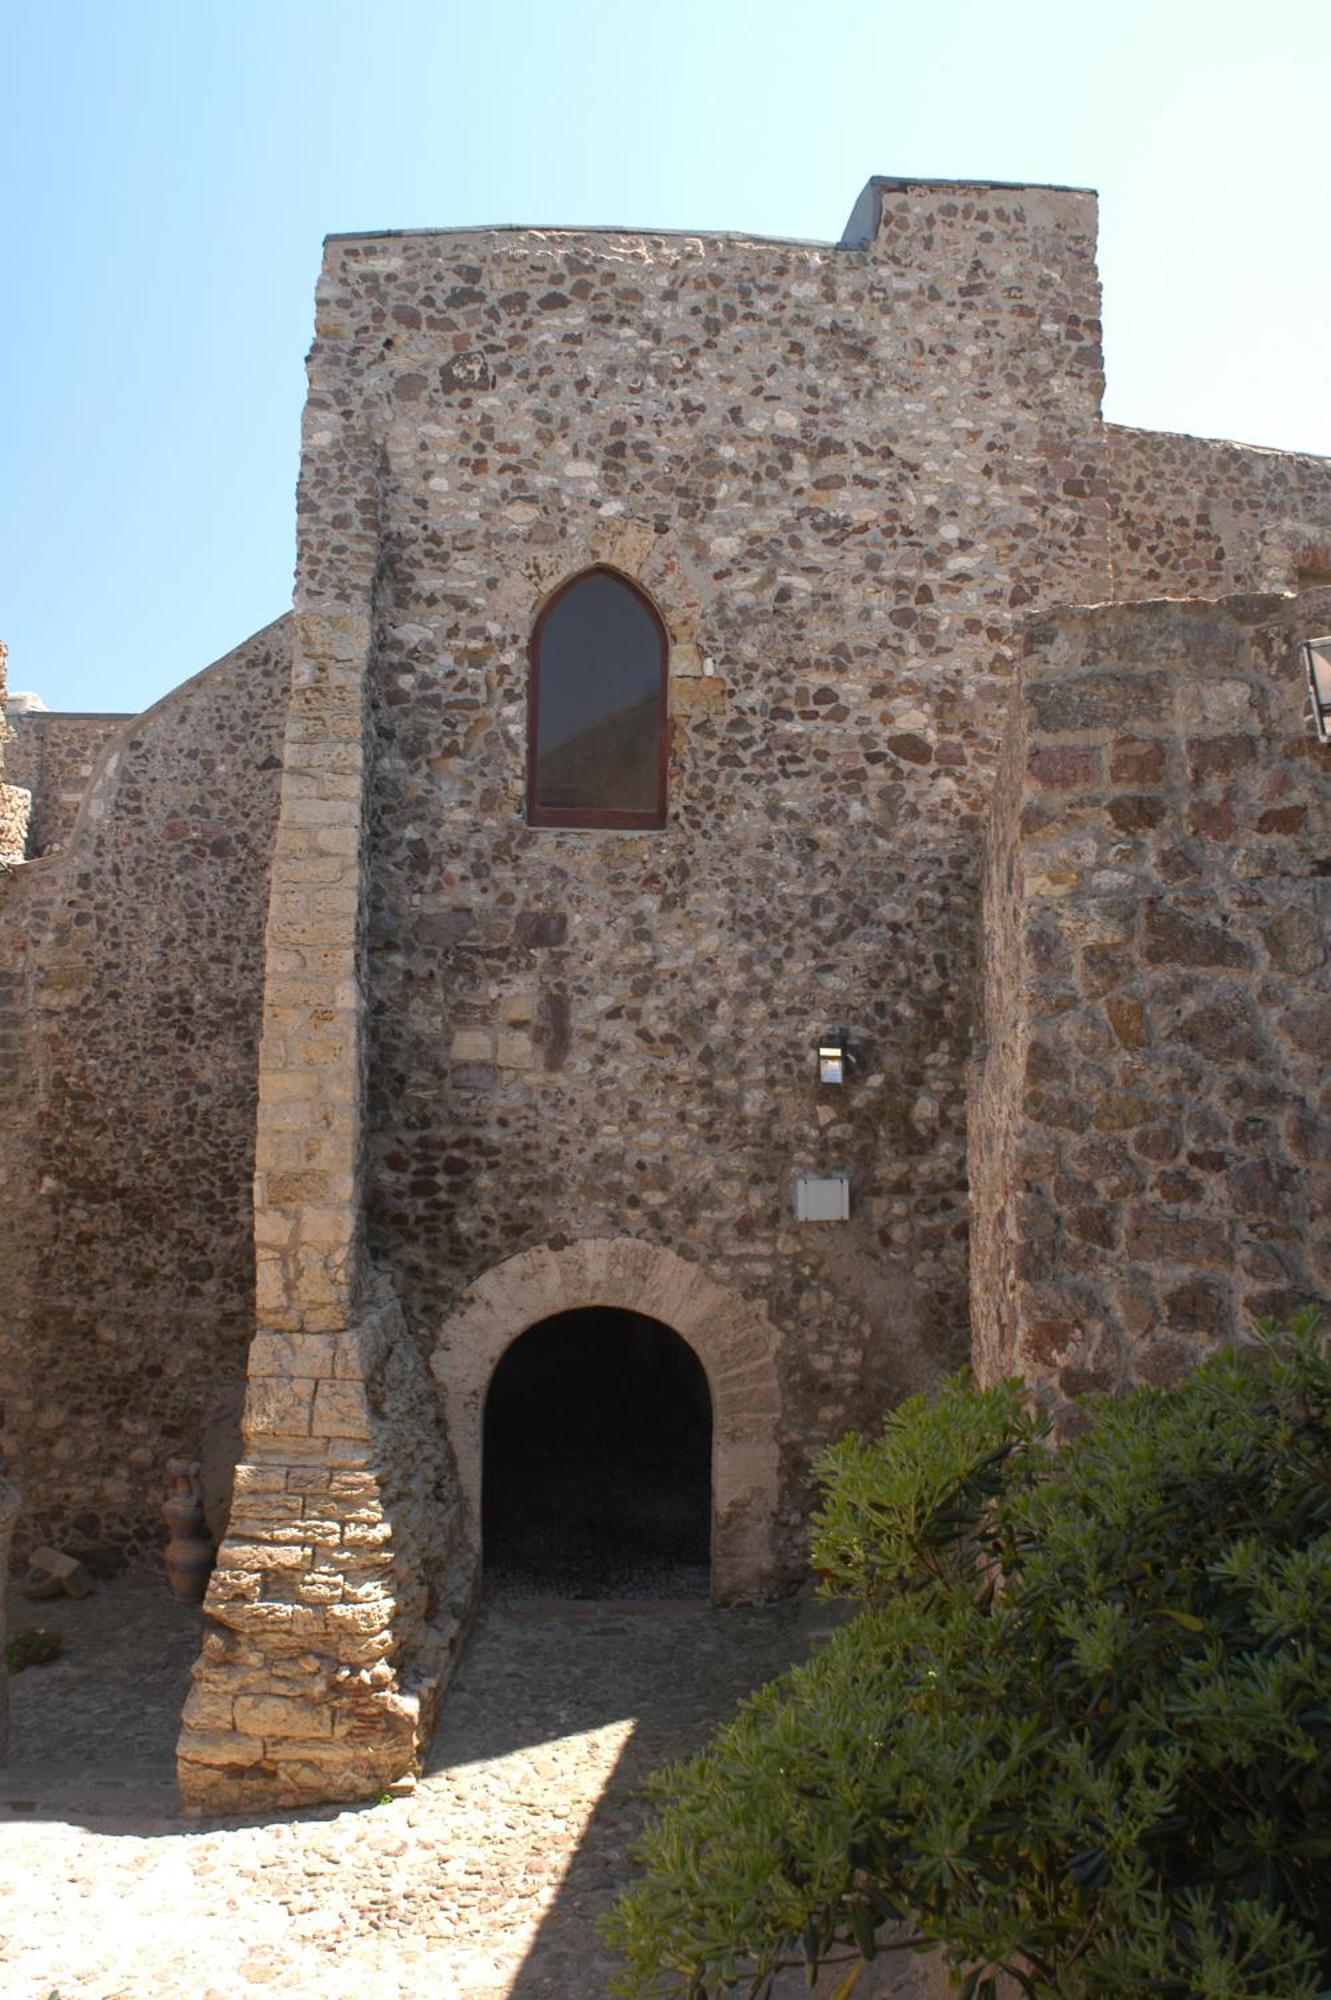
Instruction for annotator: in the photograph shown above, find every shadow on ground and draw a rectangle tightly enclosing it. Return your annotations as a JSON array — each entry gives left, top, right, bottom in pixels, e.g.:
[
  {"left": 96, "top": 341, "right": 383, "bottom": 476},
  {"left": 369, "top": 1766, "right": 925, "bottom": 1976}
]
[{"left": 2, "top": 1571, "right": 853, "bottom": 1995}]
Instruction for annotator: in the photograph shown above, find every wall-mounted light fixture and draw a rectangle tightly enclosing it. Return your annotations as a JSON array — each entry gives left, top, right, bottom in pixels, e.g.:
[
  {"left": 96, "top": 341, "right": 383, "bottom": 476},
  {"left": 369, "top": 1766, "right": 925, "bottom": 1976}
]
[
  {"left": 818, "top": 1032, "right": 850, "bottom": 1086},
  {"left": 1304, "top": 635, "right": 1331, "bottom": 743}
]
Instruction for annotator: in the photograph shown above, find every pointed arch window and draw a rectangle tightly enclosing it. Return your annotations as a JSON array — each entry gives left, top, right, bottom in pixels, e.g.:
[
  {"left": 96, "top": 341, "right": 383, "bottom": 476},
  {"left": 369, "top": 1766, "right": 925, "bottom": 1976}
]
[{"left": 527, "top": 568, "right": 668, "bottom": 828}]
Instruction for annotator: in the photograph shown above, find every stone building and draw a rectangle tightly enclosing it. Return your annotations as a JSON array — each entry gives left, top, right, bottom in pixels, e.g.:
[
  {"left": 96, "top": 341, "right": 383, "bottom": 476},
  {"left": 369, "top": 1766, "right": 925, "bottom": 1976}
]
[{"left": 1, "top": 175, "right": 1328, "bottom": 1809}]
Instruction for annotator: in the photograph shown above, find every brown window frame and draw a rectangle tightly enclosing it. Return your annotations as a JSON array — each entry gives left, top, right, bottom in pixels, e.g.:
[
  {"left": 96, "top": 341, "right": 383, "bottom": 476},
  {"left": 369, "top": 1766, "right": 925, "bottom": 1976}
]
[{"left": 526, "top": 566, "right": 669, "bottom": 830}]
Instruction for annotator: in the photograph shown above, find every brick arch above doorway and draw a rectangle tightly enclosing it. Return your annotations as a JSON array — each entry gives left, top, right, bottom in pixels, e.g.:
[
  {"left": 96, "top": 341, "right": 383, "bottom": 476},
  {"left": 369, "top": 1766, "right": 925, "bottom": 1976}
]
[{"left": 431, "top": 1238, "right": 784, "bottom": 1604}]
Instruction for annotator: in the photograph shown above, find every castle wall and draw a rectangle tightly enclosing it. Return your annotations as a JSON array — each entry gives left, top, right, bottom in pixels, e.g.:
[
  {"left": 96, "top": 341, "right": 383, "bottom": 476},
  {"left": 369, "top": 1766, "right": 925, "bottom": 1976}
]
[
  {"left": 971, "top": 589, "right": 1331, "bottom": 1417},
  {"left": 0, "top": 644, "right": 32, "bottom": 864},
  {"left": 1108, "top": 424, "right": 1331, "bottom": 598},
  {"left": 179, "top": 178, "right": 1121, "bottom": 1809},
  {"left": 0, "top": 175, "right": 1314, "bottom": 1808},
  {"left": 0, "top": 620, "right": 289, "bottom": 1563},
  {"left": 4, "top": 710, "right": 132, "bottom": 857},
  {"left": 345, "top": 181, "right": 1112, "bottom": 1570}
]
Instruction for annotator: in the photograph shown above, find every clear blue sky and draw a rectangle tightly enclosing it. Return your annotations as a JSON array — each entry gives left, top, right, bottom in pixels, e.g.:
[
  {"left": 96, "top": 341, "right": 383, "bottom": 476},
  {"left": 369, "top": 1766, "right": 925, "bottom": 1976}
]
[{"left": 4, "top": 0, "right": 1328, "bottom": 715}]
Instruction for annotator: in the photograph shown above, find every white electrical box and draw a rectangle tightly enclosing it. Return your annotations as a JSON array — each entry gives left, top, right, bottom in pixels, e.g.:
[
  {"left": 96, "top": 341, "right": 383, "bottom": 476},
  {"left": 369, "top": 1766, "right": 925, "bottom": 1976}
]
[{"left": 795, "top": 1172, "right": 851, "bottom": 1222}]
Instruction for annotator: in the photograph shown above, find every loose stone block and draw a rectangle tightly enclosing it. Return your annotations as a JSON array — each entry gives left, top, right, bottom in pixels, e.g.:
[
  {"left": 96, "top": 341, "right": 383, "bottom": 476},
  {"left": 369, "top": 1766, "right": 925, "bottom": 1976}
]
[{"left": 23, "top": 1544, "right": 93, "bottom": 1599}]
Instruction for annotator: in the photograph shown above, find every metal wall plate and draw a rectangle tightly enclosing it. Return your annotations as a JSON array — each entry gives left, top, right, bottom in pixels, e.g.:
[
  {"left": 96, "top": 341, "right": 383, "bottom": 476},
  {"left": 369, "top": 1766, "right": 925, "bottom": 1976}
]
[{"left": 794, "top": 1172, "right": 851, "bottom": 1222}]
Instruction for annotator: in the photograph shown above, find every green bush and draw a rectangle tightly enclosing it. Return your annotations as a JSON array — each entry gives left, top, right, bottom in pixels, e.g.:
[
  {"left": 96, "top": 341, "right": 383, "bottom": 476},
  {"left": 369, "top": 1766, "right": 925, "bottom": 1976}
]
[
  {"left": 603, "top": 1318, "right": 1331, "bottom": 1998},
  {"left": 6, "top": 1626, "right": 63, "bottom": 1672}
]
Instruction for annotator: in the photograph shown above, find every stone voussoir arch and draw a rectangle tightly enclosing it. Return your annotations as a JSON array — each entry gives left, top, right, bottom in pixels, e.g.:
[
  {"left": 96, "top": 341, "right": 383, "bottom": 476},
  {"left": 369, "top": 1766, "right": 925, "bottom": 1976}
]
[{"left": 430, "top": 1237, "right": 784, "bottom": 1604}]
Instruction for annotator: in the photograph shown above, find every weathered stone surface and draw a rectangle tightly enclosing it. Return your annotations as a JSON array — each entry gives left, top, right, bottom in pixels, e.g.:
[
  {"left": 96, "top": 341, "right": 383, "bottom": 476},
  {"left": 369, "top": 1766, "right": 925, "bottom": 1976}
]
[
  {"left": 1027, "top": 672, "right": 1168, "bottom": 735},
  {"left": 2, "top": 185, "right": 1330, "bottom": 1812},
  {"left": 1175, "top": 992, "right": 1268, "bottom": 1063},
  {"left": 23, "top": 1545, "right": 93, "bottom": 1600},
  {"left": 0, "top": 621, "right": 290, "bottom": 1562},
  {"left": 1282, "top": 998, "right": 1331, "bottom": 1058},
  {"left": 178, "top": 1281, "right": 472, "bottom": 1812},
  {"left": 1263, "top": 906, "right": 1325, "bottom": 976},
  {"left": 1144, "top": 905, "right": 1250, "bottom": 968},
  {"left": 972, "top": 590, "right": 1331, "bottom": 1418},
  {"left": 1104, "top": 994, "right": 1147, "bottom": 1048}
]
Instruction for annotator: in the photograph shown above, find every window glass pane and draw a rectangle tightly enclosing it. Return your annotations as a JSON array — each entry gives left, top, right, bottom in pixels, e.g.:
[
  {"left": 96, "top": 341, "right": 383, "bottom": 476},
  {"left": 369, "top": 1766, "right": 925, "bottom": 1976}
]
[{"left": 533, "top": 573, "right": 663, "bottom": 817}]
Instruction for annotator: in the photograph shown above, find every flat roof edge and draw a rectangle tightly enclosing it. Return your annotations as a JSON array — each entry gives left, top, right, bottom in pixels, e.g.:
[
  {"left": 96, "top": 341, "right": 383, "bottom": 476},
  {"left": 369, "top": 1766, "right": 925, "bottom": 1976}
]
[
  {"left": 1107, "top": 420, "right": 1331, "bottom": 465},
  {"left": 323, "top": 175, "right": 1098, "bottom": 254},
  {"left": 6, "top": 709, "right": 135, "bottom": 722},
  {"left": 323, "top": 223, "right": 842, "bottom": 251},
  {"left": 862, "top": 174, "right": 1097, "bottom": 198}
]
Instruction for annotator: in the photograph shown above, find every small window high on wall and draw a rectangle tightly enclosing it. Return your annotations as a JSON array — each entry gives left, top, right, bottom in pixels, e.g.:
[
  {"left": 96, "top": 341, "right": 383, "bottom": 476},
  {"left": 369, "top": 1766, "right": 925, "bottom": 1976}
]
[{"left": 527, "top": 568, "right": 668, "bottom": 828}]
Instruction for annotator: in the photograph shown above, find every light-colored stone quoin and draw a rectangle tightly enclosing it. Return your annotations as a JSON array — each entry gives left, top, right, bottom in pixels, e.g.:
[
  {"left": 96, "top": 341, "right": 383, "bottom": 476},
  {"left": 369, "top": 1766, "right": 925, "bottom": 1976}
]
[
  {"left": 177, "top": 1278, "right": 470, "bottom": 1812},
  {"left": 0, "top": 175, "right": 1328, "bottom": 1808}
]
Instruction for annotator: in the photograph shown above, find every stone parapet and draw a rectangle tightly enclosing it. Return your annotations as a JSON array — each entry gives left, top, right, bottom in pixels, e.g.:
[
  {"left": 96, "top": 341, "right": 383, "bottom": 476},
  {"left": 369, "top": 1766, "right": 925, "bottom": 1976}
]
[
  {"left": 972, "top": 588, "right": 1331, "bottom": 1415},
  {"left": 3, "top": 712, "right": 130, "bottom": 857},
  {"left": 177, "top": 1278, "right": 470, "bottom": 1812},
  {"left": 1108, "top": 425, "right": 1331, "bottom": 599}
]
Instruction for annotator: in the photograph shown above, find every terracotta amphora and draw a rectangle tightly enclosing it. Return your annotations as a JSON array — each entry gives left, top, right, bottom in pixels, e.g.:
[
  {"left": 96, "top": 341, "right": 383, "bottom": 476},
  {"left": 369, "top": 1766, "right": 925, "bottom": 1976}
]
[{"left": 163, "top": 1457, "right": 216, "bottom": 1604}]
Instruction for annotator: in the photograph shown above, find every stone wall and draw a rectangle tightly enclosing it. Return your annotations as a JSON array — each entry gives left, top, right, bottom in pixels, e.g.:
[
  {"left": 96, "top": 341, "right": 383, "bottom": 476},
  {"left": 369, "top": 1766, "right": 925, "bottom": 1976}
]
[
  {"left": 1, "top": 174, "right": 1323, "bottom": 1810},
  {"left": 178, "top": 177, "right": 1118, "bottom": 1809},
  {"left": 5, "top": 710, "right": 132, "bottom": 857},
  {"left": 0, "top": 641, "right": 31, "bottom": 864},
  {"left": 0, "top": 784, "right": 31, "bottom": 866},
  {"left": 179, "top": 231, "right": 471, "bottom": 1804},
  {"left": 178, "top": 1278, "right": 470, "bottom": 1811},
  {"left": 0, "top": 620, "right": 290, "bottom": 1564},
  {"left": 1108, "top": 425, "right": 1331, "bottom": 599},
  {"left": 971, "top": 589, "right": 1331, "bottom": 1416},
  {"left": 340, "top": 178, "right": 1113, "bottom": 1579}
]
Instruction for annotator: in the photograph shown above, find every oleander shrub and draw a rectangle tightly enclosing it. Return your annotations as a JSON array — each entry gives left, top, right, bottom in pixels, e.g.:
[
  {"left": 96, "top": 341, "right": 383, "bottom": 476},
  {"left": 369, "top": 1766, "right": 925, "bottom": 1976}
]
[{"left": 603, "top": 1316, "right": 1331, "bottom": 1998}]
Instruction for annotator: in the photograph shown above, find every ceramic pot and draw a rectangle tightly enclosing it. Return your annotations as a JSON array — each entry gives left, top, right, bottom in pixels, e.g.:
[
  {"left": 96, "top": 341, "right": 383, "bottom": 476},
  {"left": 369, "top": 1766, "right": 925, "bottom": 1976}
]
[{"left": 163, "top": 1457, "right": 216, "bottom": 1604}]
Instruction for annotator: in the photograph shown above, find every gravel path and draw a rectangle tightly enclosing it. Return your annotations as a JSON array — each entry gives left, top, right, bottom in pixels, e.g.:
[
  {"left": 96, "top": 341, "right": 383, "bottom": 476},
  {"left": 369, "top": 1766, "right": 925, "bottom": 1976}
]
[{"left": 0, "top": 1571, "right": 860, "bottom": 1998}]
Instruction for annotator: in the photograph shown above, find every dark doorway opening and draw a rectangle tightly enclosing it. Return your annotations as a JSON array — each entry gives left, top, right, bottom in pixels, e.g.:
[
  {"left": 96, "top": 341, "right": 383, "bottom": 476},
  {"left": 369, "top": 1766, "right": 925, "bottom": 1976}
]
[{"left": 482, "top": 1307, "right": 711, "bottom": 1600}]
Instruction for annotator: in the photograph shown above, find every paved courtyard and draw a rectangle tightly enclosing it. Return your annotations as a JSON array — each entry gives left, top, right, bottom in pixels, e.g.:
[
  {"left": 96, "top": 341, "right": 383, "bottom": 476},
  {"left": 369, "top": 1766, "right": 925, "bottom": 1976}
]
[{"left": 1, "top": 1571, "right": 848, "bottom": 1998}]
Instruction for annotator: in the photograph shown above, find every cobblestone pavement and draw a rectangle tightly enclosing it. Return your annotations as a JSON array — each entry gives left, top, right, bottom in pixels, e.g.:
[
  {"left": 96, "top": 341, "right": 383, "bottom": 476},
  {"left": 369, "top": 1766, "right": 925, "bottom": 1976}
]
[{"left": 0, "top": 1571, "right": 863, "bottom": 1999}]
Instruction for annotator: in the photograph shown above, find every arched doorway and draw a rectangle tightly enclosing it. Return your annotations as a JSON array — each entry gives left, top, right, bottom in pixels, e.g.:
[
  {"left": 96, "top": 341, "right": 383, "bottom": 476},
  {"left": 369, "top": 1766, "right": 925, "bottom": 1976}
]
[
  {"left": 431, "top": 1237, "right": 786, "bottom": 1603},
  {"left": 482, "top": 1307, "right": 711, "bottom": 1598}
]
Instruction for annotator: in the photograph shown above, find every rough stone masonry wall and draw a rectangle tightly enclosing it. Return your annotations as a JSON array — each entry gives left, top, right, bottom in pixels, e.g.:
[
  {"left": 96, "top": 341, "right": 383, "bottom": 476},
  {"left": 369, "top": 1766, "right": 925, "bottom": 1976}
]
[
  {"left": 344, "top": 179, "right": 1112, "bottom": 1578},
  {"left": 178, "top": 249, "right": 470, "bottom": 1805},
  {"left": 971, "top": 589, "right": 1331, "bottom": 1415},
  {"left": 178, "top": 179, "right": 1111, "bottom": 1811},
  {"left": 5, "top": 710, "right": 132, "bottom": 857},
  {"left": 0, "top": 621, "right": 289, "bottom": 1564},
  {"left": 177, "top": 1278, "right": 467, "bottom": 1811},
  {"left": 967, "top": 692, "right": 1031, "bottom": 1391},
  {"left": 0, "top": 644, "right": 32, "bottom": 865},
  {"left": 1108, "top": 424, "right": 1331, "bottom": 599}
]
